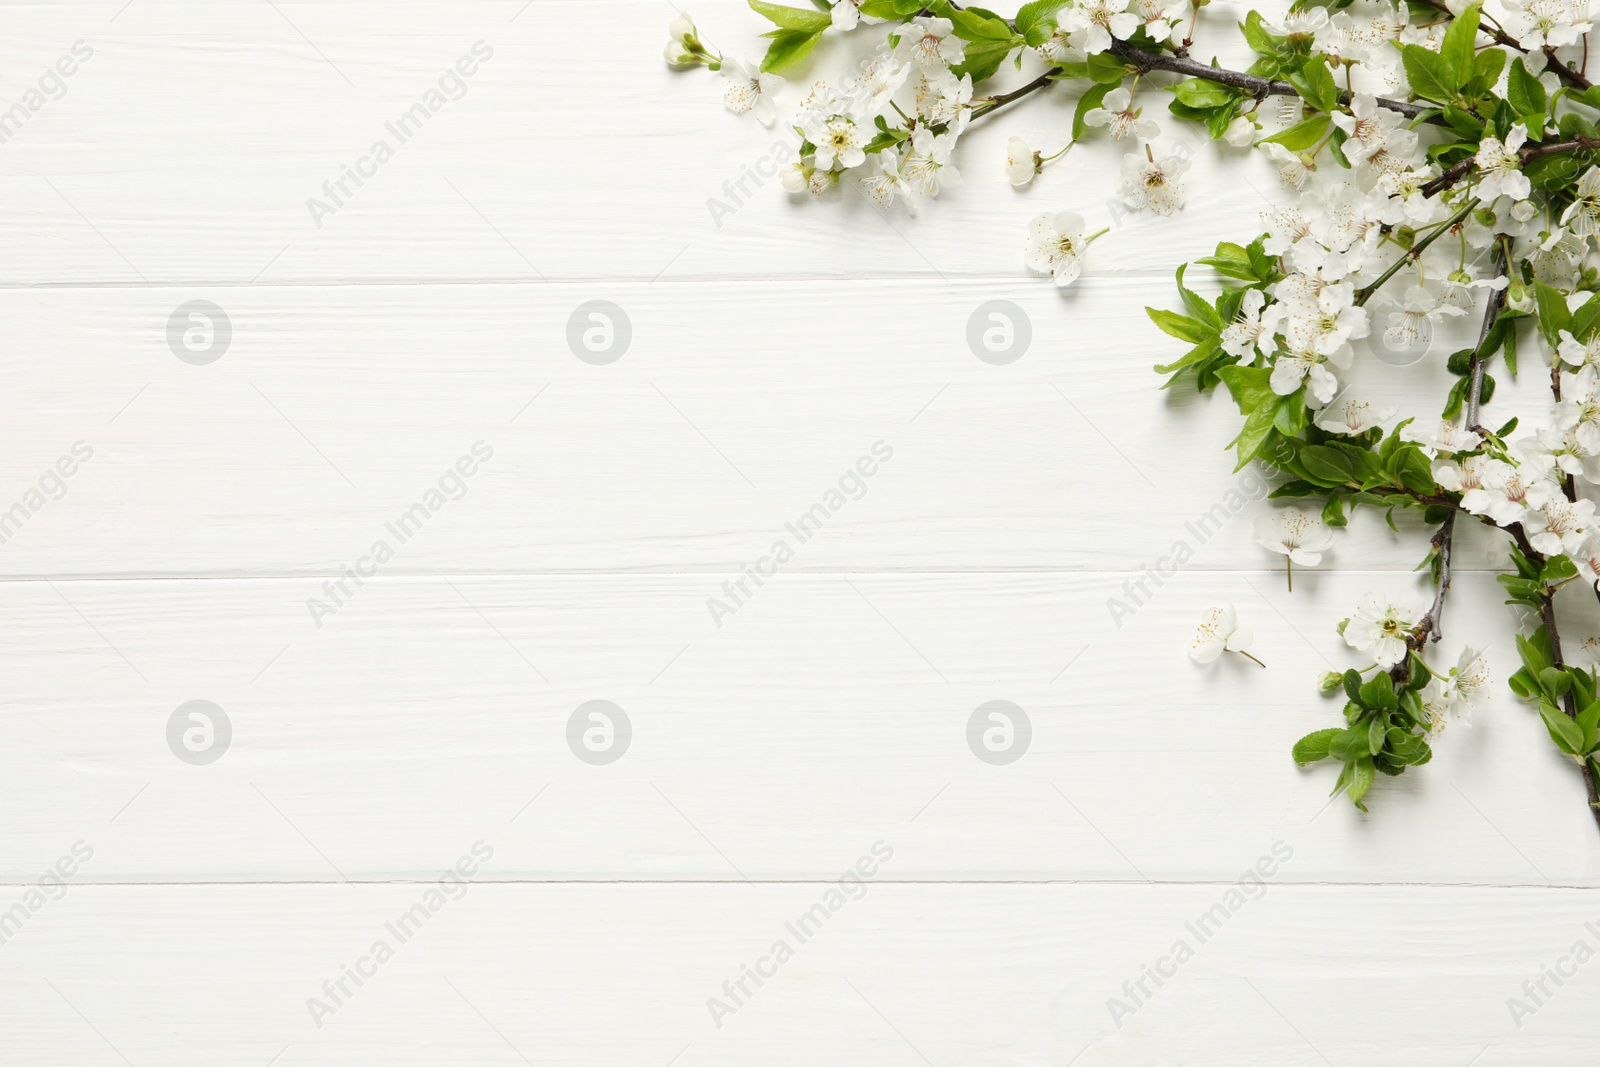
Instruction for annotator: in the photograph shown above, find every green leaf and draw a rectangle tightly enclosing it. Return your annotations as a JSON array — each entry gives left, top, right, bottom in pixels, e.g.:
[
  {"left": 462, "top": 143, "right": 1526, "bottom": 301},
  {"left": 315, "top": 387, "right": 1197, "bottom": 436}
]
[
  {"left": 953, "top": 38, "right": 1015, "bottom": 83},
  {"left": 749, "top": 0, "right": 832, "bottom": 31},
  {"left": 1576, "top": 699, "right": 1600, "bottom": 752},
  {"left": 934, "top": 0, "right": 1015, "bottom": 40},
  {"left": 1400, "top": 44, "right": 1454, "bottom": 102},
  {"left": 1015, "top": 0, "right": 1068, "bottom": 44},
  {"left": 1535, "top": 281, "right": 1574, "bottom": 348},
  {"left": 1541, "top": 702, "right": 1585, "bottom": 755},
  {"left": 1290, "top": 56, "right": 1338, "bottom": 111},
  {"left": 1300, "top": 444, "right": 1356, "bottom": 484},
  {"left": 760, "top": 27, "right": 824, "bottom": 71},
  {"left": 1360, "top": 672, "right": 1399, "bottom": 711},
  {"left": 1260, "top": 115, "right": 1330, "bottom": 151},
  {"left": 1146, "top": 307, "right": 1215, "bottom": 345},
  {"left": 1466, "top": 46, "right": 1506, "bottom": 98},
  {"left": 1507, "top": 57, "right": 1547, "bottom": 120},
  {"left": 1074, "top": 81, "right": 1114, "bottom": 140},
  {"left": 1440, "top": 2, "right": 1481, "bottom": 92},
  {"left": 1343, "top": 669, "right": 1365, "bottom": 704},
  {"left": 1346, "top": 756, "right": 1376, "bottom": 809},
  {"left": 1570, "top": 292, "right": 1600, "bottom": 341},
  {"left": 1171, "top": 78, "right": 1239, "bottom": 108},
  {"left": 1292, "top": 728, "right": 1342, "bottom": 764},
  {"left": 1241, "top": 9, "right": 1285, "bottom": 54}
]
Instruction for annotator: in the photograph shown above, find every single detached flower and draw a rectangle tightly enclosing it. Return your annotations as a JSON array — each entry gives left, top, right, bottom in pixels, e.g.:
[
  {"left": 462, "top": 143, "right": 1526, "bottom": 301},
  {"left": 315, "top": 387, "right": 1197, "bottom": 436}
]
[
  {"left": 1005, "top": 136, "right": 1038, "bottom": 186},
  {"left": 1116, "top": 147, "right": 1188, "bottom": 215},
  {"left": 1024, "top": 211, "right": 1106, "bottom": 287},
  {"left": 1190, "top": 604, "right": 1264, "bottom": 666},
  {"left": 1256, "top": 507, "right": 1335, "bottom": 590}
]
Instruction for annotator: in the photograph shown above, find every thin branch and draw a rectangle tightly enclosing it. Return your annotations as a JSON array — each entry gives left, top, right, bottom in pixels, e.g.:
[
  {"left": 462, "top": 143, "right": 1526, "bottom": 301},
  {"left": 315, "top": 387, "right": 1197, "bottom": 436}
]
[
  {"left": 1107, "top": 39, "right": 1432, "bottom": 119},
  {"left": 1422, "top": 135, "right": 1600, "bottom": 198}
]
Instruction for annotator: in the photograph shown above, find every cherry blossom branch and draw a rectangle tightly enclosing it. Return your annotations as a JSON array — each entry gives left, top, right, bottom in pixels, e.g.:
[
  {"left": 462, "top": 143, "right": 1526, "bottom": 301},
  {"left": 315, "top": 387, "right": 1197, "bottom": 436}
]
[
  {"left": 1423, "top": 135, "right": 1600, "bottom": 197},
  {"left": 1106, "top": 39, "right": 1432, "bottom": 119},
  {"left": 1413, "top": 0, "right": 1594, "bottom": 89},
  {"left": 1407, "top": 248, "right": 1510, "bottom": 656},
  {"left": 1465, "top": 244, "right": 1511, "bottom": 435},
  {"left": 1353, "top": 199, "right": 1479, "bottom": 306},
  {"left": 971, "top": 67, "right": 1061, "bottom": 120}
]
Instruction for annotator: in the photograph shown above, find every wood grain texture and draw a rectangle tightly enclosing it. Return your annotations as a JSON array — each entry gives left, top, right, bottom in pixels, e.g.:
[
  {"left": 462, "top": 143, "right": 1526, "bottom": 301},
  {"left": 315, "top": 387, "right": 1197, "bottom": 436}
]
[
  {"left": 4, "top": 571, "right": 1597, "bottom": 884},
  {"left": 3, "top": 883, "right": 1597, "bottom": 1065}
]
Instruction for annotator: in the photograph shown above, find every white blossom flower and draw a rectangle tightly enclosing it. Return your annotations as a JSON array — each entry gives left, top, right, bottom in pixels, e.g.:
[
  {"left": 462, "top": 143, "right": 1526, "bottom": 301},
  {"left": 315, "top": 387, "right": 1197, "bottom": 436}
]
[
  {"left": 1433, "top": 452, "right": 1491, "bottom": 493},
  {"left": 1190, "top": 604, "right": 1262, "bottom": 665},
  {"left": 859, "top": 152, "right": 905, "bottom": 208},
  {"left": 1439, "top": 647, "right": 1491, "bottom": 722},
  {"left": 1256, "top": 507, "right": 1336, "bottom": 589},
  {"left": 832, "top": 0, "right": 868, "bottom": 31},
  {"left": 1330, "top": 95, "right": 1406, "bottom": 164},
  {"left": 1271, "top": 343, "right": 1349, "bottom": 404},
  {"left": 1475, "top": 125, "right": 1531, "bottom": 202},
  {"left": 1344, "top": 591, "right": 1424, "bottom": 668},
  {"left": 899, "top": 16, "right": 966, "bottom": 70},
  {"left": 1524, "top": 495, "right": 1598, "bottom": 555},
  {"left": 1036, "top": 27, "right": 1086, "bottom": 64},
  {"left": 899, "top": 127, "right": 961, "bottom": 197},
  {"left": 1025, "top": 211, "right": 1096, "bottom": 287},
  {"left": 1559, "top": 327, "right": 1600, "bottom": 369},
  {"left": 1083, "top": 87, "right": 1160, "bottom": 140},
  {"left": 1061, "top": 0, "right": 1140, "bottom": 54},
  {"left": 805, "top": 115, "right": 868, "bottom": 171},
  {"left": 1502, "top": 0, "right": 1593, "bottom": 49},
  {"left": 1262, "top": 142, "right": 1313, "bottom": 190},
  {"left": 1559, "top": 165, "right": 1600, "bottom": 239},
  {"left": 1005, "top": 137, "right": 1038, "bottom": 187},
  {"left": 1131, "top": 0, "right": 1190, "bottom": 41},
  {"left": 1403, "top": 418, "right": 1482, "bottom": 456},
  {"left": 1382, "top": 284, "right": 1450, "bottom": 354},
  {"left": 721, "top": 59, "right": 783, "bottom": 125},
  {"left": 1461, "top": 454, "right": 1562, "bottom": 524},
  {"left": 1116, "top": 149, "right": 1188, "bottom": 215},
  {"left": 845, "top": 55, "right": 910, "bottom": 117},
  {"left": 1315, "top": 396, "right": 1395, "bottom": 434},
  {"left": 1220, "top": 288, "right": 1274, "bottom": 361}
]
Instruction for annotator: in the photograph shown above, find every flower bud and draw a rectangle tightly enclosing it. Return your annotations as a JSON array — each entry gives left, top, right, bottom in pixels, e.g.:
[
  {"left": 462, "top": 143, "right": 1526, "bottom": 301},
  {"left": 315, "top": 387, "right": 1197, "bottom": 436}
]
[
  {"left": 1223, "top": 115, "right": 1256, "bottom": 148},
  {"left": 780, "top": 163, "right": 810, "bottom": 194},
  {"left": 664, "top": 39, "right": 697, "bottom": 68},
  {"left": 1318, "top": 671, "right": 1344, "bottom": 694}
]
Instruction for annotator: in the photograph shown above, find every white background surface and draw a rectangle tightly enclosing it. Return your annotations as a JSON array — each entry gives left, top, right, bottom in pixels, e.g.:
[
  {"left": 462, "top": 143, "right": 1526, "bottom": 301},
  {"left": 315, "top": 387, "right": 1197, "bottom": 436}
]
[{"left": 6, "top": 0, "right": 1600, "bottom": 1062}]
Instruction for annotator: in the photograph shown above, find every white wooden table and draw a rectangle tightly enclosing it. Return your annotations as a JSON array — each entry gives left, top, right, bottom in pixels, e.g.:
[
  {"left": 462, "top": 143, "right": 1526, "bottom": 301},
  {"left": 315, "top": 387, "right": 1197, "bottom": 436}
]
[{"left": 2, "top": 1, "right": 1597, "bottom": 1062}]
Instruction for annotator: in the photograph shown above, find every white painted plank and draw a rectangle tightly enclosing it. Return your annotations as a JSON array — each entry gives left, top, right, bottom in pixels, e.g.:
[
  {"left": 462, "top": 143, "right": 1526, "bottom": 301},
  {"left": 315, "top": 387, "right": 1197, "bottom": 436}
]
[
  {"left": 0, "top": 881, "right": 1593, "bottom": 1064},
  {"left": 0, "top": 277, "right": 1521, "bottom": 576},
  {"left": 5, "top": 570, "right": 1596, "bottom": 883},
  {"left": 4, "top": 0, "right": 1308, "bottom": 284}
]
